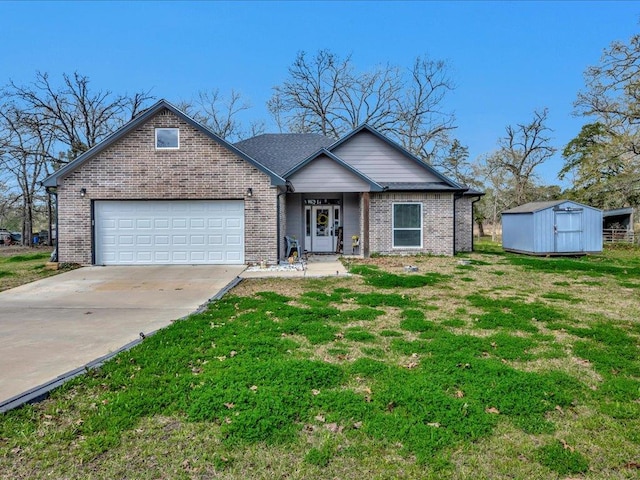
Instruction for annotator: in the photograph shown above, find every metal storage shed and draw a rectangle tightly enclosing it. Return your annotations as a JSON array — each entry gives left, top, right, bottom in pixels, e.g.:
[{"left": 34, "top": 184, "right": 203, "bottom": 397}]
[{"left": 502, "top": 200, "right": 603, "bottom": 255}]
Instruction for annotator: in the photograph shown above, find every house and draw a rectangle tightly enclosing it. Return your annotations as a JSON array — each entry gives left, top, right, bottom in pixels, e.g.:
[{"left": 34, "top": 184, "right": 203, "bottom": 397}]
[
  {"left": 42, "top": 99, "right": 482, "bottom": 266},
  {"left": 502, "top": 200, "right": 603, "bottom": 255}
]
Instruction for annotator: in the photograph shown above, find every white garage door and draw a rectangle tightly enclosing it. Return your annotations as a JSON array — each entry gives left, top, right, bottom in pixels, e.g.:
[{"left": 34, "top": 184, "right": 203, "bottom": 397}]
[{"left": 94, "top": 200, "right": 244, "bottom": 265}]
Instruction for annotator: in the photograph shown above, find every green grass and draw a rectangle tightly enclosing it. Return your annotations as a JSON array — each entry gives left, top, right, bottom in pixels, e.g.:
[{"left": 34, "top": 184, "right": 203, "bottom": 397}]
[
  {"left": 350, "top": 264, "right": 451, "bottom": 288},
  {"left": 535, "top": 441, "right": 590, "bottom": 475},
  {"left": 1, "top": 243, "right": 639, "bottom": 479},
  {"left": 0, "top": 248, "right": 66, "bottom": 291}
]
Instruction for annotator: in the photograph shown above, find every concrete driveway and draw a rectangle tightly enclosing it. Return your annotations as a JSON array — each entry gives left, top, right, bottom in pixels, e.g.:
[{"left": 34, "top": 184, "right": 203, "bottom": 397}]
[{"left": 0, "top": 265, "right": 244, "bottom": 409}]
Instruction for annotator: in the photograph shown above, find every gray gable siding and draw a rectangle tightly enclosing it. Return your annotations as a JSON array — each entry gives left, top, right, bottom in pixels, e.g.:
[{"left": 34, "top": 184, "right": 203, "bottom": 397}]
[
  {"left": 288, "top": 155, "right": 373, "bottom": 193},
  {"left": 331, "top": 131, "right": 440, "bottom": 183}
]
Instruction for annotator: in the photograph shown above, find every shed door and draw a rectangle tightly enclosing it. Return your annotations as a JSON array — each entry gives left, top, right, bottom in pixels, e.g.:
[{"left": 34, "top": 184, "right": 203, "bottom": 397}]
[
  {"left": 554, "top": 209, "right": 583, "bottom": 253},
  {"left": 94, "top": 200, "right": 244, "bottom": 265}
]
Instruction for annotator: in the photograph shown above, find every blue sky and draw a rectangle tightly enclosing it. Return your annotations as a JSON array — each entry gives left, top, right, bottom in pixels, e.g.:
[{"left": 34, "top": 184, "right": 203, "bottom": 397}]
[{"left": 1, "top": 1, "right": 639, "bottom": 187}]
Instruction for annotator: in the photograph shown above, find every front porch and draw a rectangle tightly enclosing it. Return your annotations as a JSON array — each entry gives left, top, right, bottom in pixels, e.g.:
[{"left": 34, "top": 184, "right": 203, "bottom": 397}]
[{"left": 283, "top": 192, "right": 365, "bottom": 258}]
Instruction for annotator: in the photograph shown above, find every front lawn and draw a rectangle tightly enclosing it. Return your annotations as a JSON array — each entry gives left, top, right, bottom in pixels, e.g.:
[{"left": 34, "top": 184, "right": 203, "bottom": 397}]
[
  {"left": 1, "top": 243, "right": 639, "bottom": 479},
  {"left": 0, "top": 247, "right": 62, "bottom": 292}
]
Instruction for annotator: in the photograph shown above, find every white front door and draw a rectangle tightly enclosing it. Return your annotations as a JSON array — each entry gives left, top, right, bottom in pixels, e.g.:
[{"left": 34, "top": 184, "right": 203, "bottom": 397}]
[{"left": 312, "top": 206, "right": 334, "bottom": 252}]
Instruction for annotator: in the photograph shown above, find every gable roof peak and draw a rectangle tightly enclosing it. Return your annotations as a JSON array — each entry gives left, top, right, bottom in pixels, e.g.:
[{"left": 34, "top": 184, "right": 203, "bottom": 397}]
[{"left": 42, "top": 98, "right": 285, "bottom": 188}]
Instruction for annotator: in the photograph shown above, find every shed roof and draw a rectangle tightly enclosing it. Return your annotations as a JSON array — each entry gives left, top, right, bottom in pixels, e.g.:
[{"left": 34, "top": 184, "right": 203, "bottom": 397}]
[
  {"left": 603, "top": 207, "right": 634, "bottom": 218},
  {"left": 502, "top": 200, "right": 602, "bottom": 215},
  {"left": 503, "top": 200, "right": 572, "bottom": 214}
]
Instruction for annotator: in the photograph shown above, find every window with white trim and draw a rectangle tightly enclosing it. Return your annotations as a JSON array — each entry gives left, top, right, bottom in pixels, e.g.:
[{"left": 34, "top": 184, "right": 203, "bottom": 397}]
[
  {"left": 393, "top": 203, "right": 422, "bottom": 248},
  {"left": 155, "top": 128, "right": 179, "bottom": 149}
]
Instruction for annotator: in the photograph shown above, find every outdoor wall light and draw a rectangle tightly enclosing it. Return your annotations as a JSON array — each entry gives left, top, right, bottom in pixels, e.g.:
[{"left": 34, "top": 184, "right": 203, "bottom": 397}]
[
  {"left": 80, "top": 188, "right": 87, "bottom": 198},
  {"left": 246, "top": 187, "right": 253, "bottom": 197}
]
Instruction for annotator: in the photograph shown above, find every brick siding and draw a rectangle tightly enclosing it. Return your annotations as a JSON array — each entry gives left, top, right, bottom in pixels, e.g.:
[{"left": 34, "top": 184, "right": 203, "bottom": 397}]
[
  {"left": 56, "top": 108, "right": 278, "bottom": 265},
  {"left": 369, "top": 192, "right": 455, "bottom": 256}
]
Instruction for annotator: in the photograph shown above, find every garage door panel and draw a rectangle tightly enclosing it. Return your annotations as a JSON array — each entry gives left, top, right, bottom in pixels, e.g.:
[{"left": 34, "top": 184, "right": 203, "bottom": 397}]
[
  {"left": 226, "top": 235, "right": 242, "bottom": 246},
  {"left": 226, "top": 252, "right": 242, "bottom": 262},
  {"left": 190, "top": 218, "right": 205, "bottom": 229},
  {"left": 119, "top": 236, "right": 134, "bottom": 245},
  {"left": 95, "top": 200, "right": 244, "bottom": 265},
  {"left": 172, "top": 219, "right": 188, "bottom": 229},
  {"left": 226, "top": 218, "right": 242, "bottom": 228},
  {"left": 209, "top": 235, "right": 223, "bottom": 245},
  {"left": 209, "top": 251, "right": 223, "bottom": 261},
  {"left": 137, "top": 235, "right": 152, "bottom": 245},
  {"left": 136, "top": 219, "right": 152, "bottom": 229},
  {"left": 136, "top": 251, "right": 153, "bottom": 262},
  {"left": 189, "top": 235, "right": 205, "bottom": 245},
  {"left": 155, "top": 235, "right": 170, "bottom": 245}
]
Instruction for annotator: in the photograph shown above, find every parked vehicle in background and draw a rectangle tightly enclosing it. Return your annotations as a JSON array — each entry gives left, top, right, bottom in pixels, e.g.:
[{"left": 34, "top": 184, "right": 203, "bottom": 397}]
[
  {"left": 0, "top": 229, "right": 11, "bottom": 246},
  {"left": 38, "top": 230, "right": 49, "bottom": 245}
]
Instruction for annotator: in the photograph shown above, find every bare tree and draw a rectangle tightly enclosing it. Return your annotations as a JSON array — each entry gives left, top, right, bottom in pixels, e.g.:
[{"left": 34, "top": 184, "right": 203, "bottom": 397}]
[
  {"left": 473, "top": 154, "right": 513, "bottom": 241},
  {"left": 490, "top": 109, "right": 556, "bottom": 205},
  {"left": 4, "top": 72, "right": 153, "bottom": 164},
  {"left": 268, "top": 50, "right": 456, "bottom": 162},
  {"left": 178, "top": 89, "right": 264, "bottom": 142},
  {"left": 0, "top": 104, "right": 53, "bottom": 245}
]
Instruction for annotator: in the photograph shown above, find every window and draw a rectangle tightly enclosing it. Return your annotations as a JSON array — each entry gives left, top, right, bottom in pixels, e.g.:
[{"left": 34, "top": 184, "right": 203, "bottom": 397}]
[
  {"left": 155, "top": 128, "right": 179, "bottom": 149},
  {"left": 393, "top": 203, "right": 422, "bottom": 248}
]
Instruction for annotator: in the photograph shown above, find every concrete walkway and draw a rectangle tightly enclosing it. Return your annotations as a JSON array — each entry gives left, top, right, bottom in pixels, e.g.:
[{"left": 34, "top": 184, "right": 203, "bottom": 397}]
[
  {"left": 240, "top": 258, "right": 349, "bottom": 279},
  {"left": 0, "top": 265, "right": 244, "bottom": 410}
]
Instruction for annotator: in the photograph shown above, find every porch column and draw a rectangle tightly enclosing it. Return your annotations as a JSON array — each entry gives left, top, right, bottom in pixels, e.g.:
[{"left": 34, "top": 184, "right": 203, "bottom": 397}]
[{"left": 362, "top": 192, "right": 370, "bottom": 257}]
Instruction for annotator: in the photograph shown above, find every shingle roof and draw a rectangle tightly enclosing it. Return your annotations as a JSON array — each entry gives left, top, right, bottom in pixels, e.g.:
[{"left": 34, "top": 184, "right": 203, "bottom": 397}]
[{"left": 234, "top": 133, "right": 334, "bottom": 176}]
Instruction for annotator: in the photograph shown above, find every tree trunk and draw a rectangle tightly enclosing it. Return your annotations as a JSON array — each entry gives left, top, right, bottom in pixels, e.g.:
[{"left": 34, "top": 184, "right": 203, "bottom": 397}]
[
  {"left": 22, "top": 197, "right": 33, "bottom": 247},
  {"left": 476, "top": 220, "right": 485, "bottom": 237}
]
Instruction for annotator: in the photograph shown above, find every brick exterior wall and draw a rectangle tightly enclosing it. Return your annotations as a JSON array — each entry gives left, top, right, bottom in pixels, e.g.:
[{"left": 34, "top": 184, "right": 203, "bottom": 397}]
[
  {"left": 56, "top": 109, "right": 278, "bottom": 265},
  {"left": 369, "top": 192, "right": 455, "bottom": 256},
  {"left": 454, "top": 196, "right": 474, "bottom": 253}
]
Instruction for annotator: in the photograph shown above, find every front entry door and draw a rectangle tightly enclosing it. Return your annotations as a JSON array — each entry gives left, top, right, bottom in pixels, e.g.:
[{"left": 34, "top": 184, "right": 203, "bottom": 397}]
[{"left": 312, "top": 206, "right": 334, "bottom": 252}]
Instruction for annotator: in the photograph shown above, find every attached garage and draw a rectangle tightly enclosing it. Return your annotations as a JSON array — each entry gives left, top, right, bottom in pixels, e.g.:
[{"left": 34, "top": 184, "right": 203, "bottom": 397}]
[{"left": 94, "top": 200, "right": 244, "bottom": 265}]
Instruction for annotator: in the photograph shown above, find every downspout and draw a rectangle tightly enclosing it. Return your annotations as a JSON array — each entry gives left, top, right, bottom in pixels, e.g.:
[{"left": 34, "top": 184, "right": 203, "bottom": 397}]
[{"left": 45, "top": 186, "right": 58, "bottom": 262}]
